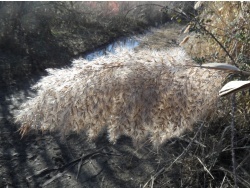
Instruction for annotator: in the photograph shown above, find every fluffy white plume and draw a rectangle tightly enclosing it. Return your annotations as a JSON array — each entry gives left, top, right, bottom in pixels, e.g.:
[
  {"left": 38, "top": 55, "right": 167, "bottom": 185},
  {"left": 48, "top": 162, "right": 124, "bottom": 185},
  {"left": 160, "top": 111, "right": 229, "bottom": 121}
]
[{"left": 15, "top": 47, "right": 226, "bottom": 147}]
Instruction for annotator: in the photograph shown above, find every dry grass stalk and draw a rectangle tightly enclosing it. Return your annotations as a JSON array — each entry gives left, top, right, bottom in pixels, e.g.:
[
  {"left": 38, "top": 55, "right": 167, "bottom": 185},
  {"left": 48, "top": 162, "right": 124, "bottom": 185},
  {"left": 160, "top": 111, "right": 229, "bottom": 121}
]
[
  {"left": 15, "top": 47, "right": 226, "bottom": 147},
  {"left": 183, "top": 2, "right": 250, "bottom": 65},
  {"left": 179, "top": 36, "right": 190, "bottom": 46}
]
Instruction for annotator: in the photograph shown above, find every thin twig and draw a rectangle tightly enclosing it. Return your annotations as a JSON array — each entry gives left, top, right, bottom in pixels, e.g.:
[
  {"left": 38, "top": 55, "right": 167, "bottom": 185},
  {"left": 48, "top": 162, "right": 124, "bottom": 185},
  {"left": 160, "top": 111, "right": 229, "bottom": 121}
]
[
  {"left": 26, "top": 147, "right": 110, "bottom": 183},
  {"left": 220, "top": 167, "right": 250, "bottom": 188},
  {"left": 231, "top": 93, "right": 237, "bottom": 188},
  {"left": 196, "top": 21, "right": 236, "bottom": 66},
  {"left": 236, "top": 152, "right": 250, "bottom": 170},
  {"left": 219, "top": 173, "right": 227, "bottom": 188},
  {"left": 196, "top": 156, "right": 214, "bottom": 179},
  {"left": 76, "top": 152, "right": 100, "bottom": 180}
]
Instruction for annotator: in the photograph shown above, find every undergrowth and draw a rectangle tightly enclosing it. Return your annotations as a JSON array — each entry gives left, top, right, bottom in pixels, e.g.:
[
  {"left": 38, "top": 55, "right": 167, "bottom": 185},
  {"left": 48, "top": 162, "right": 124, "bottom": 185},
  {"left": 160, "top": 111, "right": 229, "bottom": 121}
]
[{"left": 158, "top": 2, "right": 250, "bottom": 187}]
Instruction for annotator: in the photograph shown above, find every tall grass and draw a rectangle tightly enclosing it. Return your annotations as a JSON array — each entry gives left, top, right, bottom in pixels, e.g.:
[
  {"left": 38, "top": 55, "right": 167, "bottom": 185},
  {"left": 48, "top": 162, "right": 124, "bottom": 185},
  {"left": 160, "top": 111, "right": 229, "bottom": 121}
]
[
  {"left": 173, "top": 2, "right": 250, "bottom": 187},
  {"left": 183, "top": 2, "right": 250, "bottom": 68}
]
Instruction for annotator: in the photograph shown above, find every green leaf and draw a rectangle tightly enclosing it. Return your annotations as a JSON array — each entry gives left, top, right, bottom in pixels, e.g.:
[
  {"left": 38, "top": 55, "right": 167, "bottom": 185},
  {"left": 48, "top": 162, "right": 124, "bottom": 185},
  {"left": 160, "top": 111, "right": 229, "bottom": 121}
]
[{"left": 177, "top": 18, "right": 182, "bottom": 23}]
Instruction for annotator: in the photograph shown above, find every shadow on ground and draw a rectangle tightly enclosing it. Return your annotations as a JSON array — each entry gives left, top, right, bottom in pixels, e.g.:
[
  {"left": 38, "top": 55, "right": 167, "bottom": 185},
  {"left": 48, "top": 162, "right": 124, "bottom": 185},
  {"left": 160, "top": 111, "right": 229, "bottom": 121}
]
[{"left": 0, "top": 77, "right": 186, "bottom": 187}]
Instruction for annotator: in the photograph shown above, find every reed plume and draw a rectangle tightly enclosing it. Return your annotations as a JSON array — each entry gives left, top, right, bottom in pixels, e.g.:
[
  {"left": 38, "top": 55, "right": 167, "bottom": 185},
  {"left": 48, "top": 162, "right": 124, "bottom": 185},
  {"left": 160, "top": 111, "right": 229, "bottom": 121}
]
[{"left": 15, "top": 47, "right": 226, "bottom": 147}]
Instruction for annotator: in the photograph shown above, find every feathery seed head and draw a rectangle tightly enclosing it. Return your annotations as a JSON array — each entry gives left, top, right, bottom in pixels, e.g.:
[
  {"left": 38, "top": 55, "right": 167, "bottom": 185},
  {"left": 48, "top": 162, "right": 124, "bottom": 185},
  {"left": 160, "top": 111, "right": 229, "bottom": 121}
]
[{"left": 15, "top": 47, "right": 226, "bottom": 147}]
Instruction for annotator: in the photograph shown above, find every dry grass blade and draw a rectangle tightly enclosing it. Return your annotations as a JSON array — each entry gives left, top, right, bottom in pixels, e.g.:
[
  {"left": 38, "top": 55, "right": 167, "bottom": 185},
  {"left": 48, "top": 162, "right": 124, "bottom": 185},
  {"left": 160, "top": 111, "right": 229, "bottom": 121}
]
[
  {"left": 183, "top": 25, "right": 191, "bottom": 34},
  {"left": 179, "top": 36, "right": 190, "bottom": 46},
  {"left": 219, "top": 174, "right": 227, "bottom": 188},
  {"left": 187, "top": 63, "right": 240, "bottom": 72},
  {"left": 236, "top": 152, "right": 250, "bottom": 170},
  {"left": 201, "top": 63, "right": 240, "bottom": 72},
  {"left": 219, "top": 167, "right": 250, "bottom": 188},
  {"left": 219, "top": 81, "right": 250, "bottom": 97},
  {"left": 194, "top": 1, "right": 203, "bottom": 10},
  {"left": 196, "top": 156, "right": 214, "bottom": 179}
]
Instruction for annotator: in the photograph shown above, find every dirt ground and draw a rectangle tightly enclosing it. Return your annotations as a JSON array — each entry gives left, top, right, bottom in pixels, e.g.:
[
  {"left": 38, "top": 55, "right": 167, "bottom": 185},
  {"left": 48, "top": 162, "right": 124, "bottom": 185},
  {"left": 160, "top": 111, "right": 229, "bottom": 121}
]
[{"left": 0, "top": 24, "right": 229, "bottom": 188}]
